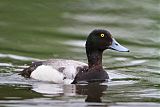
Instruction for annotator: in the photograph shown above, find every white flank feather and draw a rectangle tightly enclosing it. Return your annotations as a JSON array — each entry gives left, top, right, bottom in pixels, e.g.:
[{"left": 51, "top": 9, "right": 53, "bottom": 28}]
[
  {"left": 30, "top": 59, "right": 87, "bottom": 84},
  {"left": 31, "top": 65, "right": 64, "bottom": 83}
]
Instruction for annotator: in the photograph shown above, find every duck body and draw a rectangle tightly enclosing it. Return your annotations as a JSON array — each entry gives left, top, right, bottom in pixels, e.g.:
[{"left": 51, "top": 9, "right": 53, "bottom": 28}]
[
  {"left": 20, "top": 29, "right": 129, "bottom": 84},
  {"left": 20, "top": 59, "right": 88, "bottom": 84}
]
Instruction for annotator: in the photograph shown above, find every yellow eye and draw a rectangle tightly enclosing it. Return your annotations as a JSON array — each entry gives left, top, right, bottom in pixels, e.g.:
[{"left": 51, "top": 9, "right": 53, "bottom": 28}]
[{"left": 100, "top": 34, "right": 105, "bottom": 38}]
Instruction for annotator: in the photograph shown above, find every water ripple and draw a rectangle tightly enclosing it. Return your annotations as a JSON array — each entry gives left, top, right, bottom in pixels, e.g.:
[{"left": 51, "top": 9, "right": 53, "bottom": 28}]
[{"left": 0, "top": 53, "right": 39, "bottom": 61}]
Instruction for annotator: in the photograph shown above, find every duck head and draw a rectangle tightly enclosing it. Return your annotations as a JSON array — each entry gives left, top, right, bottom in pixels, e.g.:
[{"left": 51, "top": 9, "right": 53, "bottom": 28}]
[
  {"left": 86, "top": 29, "right": 129, "bottom": 52},
  {"left": 86, "top": 29, "right": 129, "bottom": 69}
]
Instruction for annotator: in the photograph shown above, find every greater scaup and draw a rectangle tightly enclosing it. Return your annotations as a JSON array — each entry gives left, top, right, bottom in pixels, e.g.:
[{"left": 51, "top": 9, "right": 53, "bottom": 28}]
[{"left": 19, "top": 29, "right": 129, "bottom": 84}]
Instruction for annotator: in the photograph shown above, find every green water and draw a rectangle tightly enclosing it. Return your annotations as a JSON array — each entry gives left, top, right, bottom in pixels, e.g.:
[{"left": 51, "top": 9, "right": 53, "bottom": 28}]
[{"left": 0, "top": 0, "right": 160, "bottom": 107}]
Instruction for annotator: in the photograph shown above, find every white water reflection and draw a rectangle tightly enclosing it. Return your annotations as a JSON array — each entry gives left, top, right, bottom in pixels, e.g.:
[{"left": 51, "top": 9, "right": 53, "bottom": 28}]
[
  {"left": 57, "top": 26, "right": 93, "bottom": 35},
  {"left": 0, "top": 53, "right": 39, "bottom": 61},
  {"left": 64, "top": 40, "right": 85, "bottom": 47},
  {"left": 126, "top": 60, "right": 146, "bottom": 66},
  {"left": 115, "top": 57, "right": 127, "bottom": 61},
  {"left": 0, "top": 63, "right": 13, "bottom": 67},
  {"left": 111, "top": 102, "right": 160, "bottom": 107},
  {"left": 32, "top": 83, "right": 77, "bottom": 96},
  {"left": 63, "top": 13, "right": 155, "bottom": 27},
  {"left": 139, "top": 89, "right": 160, "bottom": 99}
]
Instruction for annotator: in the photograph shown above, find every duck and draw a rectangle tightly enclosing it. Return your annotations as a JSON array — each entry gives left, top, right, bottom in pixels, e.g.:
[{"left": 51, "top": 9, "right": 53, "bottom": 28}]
[{"left": 19, "top": 29, "right": 129, "bottom": 84}]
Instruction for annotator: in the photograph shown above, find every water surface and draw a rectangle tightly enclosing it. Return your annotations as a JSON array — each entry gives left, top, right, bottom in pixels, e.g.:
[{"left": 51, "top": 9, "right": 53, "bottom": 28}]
[{"left": 0, "top": 0, "right": 160, "bottom": 107}]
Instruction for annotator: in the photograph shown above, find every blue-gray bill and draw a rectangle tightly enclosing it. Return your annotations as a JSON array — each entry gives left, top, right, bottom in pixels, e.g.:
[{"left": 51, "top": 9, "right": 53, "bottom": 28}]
[{"left": 109, "top": 38, "right": 129, "bottom": 52}]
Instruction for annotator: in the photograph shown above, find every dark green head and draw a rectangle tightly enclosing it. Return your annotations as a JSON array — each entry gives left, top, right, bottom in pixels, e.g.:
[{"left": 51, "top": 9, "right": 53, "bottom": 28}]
[{"left": 86, "top": 29, "right": 129, "bottom": 52}]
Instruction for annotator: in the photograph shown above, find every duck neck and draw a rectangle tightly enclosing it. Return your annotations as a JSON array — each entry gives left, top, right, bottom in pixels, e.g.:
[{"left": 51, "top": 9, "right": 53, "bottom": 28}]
[{"left": 86, "top": 48, "right": 103, "bottom": 69}]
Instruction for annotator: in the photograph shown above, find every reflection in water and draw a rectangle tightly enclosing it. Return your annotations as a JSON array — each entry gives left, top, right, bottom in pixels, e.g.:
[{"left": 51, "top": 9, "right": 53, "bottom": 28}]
[
  {"left": 0, "top": 0, "right": 159, "bottom": 106},
  {"left": 32, "top": 82, "right": 107, "bottom": 103},
  {"left": 76, "top": 83, "right": 107, "bottom": 102}
]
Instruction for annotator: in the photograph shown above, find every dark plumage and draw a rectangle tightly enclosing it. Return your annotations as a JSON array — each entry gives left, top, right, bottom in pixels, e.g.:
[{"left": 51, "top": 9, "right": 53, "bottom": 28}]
[{"left": 19, "top": 29, "right": 129, "bottom": 84}]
